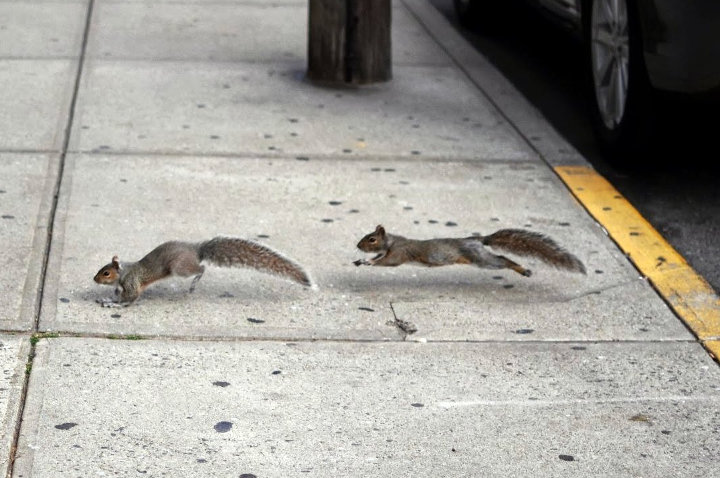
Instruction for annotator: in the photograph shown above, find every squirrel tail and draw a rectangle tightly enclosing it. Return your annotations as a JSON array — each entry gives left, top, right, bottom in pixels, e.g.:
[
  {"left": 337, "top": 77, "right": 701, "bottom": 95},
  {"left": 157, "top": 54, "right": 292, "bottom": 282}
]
[
  {"left": 198, "top": 237, "right": 312, "bottom": 286},
  {"left": 481, "top": 229, "right": 586, "bottom": 274}
]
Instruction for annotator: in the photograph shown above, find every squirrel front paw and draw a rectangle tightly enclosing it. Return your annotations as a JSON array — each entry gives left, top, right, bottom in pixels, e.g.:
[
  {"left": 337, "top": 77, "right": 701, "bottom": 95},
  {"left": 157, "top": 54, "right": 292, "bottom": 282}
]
[
  {"left": 96, "top": 297, "right": 123, "bottom": 308},
  {"left": 353, "top": 259, "right": 368, "bottom": 267}
]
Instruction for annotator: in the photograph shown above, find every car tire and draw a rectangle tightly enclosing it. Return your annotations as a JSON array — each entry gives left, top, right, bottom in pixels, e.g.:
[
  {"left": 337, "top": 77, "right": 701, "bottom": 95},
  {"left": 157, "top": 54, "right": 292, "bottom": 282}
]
[{"left": 583, "top": 0, "right": 655, "bottom": 161}]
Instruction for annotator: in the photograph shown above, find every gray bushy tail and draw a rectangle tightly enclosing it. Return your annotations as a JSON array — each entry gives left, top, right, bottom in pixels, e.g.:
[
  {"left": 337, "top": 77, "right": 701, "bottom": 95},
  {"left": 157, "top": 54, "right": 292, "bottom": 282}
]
[
  {"left": 198, "top": 237, "right": 312, "bottom": 286},
  {"left": 481, "top": 229, "right": 586, "bottom": 274}
]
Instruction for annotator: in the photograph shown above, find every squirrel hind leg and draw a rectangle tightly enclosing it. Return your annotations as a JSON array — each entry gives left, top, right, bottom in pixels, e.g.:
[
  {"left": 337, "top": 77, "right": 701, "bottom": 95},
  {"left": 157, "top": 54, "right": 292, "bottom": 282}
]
[
  {"left": 462, "top": 243, "right": 532, "bottom": 277},
  {"left": 188, "top": 265, "right": 205, "bottom": 293},
  {"left": 494, "top": 255, "right": 532, "bottom": 277}
]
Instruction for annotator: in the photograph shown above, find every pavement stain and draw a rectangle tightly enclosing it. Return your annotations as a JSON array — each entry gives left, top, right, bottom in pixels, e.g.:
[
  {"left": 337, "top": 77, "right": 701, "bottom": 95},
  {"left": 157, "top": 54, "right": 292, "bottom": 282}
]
[
  {"left": 213, "top": 421, "right": 233, "bottom": 433},
  {"left": 54, "top": 422, "right": 78, "bottom": 430}
]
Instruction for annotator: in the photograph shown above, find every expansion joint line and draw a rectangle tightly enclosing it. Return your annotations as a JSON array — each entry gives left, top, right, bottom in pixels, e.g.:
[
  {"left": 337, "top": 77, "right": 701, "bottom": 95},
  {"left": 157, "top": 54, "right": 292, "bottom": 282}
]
[{"left": 7, "top": 2, "right": 97, "bottom": 477}]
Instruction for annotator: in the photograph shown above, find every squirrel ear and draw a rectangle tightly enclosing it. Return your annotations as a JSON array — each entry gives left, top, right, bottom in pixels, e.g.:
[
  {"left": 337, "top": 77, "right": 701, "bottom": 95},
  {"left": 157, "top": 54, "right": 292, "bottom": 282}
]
[
  {"left": 111, "top": 256, "right": 120, "bottom": 269},
  {"left": 375, "top": 225, "right": 385, "bottom": 235}
]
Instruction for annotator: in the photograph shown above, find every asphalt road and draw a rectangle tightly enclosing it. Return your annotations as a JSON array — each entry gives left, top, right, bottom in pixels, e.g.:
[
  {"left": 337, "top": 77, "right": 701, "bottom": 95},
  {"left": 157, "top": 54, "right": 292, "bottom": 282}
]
[{"left": 428, "top": 0, "right": 720, "bottom": 294}]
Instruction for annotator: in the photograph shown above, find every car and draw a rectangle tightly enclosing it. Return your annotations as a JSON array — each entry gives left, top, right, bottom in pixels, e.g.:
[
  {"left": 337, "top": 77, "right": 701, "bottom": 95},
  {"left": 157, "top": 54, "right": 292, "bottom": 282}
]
[{"left": 453, "top": 0, "right": 720, "bottom": 160}]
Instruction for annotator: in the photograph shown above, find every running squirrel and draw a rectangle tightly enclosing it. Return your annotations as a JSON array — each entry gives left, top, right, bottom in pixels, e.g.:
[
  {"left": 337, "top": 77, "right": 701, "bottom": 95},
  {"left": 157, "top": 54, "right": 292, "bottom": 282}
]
[
  {"left": 353, "top": 225, "right": 585, "bottom": 276},
  {"left": 93, "top": 237, "right": 312, "bottom": 307}
]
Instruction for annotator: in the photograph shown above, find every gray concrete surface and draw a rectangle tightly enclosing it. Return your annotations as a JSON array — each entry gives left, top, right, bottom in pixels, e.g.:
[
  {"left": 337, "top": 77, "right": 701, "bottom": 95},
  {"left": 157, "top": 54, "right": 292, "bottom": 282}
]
[
  {"left": 14, "top": 338, "right": 720, "bottom": 477},
  {"left": 1, "top": 0, "right": 718, "bottom": 476},
  {"left": 0, "top": 337, "right": 31, "bottom": 478},
  {"left": 0, "top": 155, "right": 58, "bottom": 331}
]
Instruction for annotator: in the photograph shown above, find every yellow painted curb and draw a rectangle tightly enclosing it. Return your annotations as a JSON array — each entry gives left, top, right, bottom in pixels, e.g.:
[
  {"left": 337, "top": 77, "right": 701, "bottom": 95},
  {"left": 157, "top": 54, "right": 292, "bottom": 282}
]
[
  {"left": 704, "top": 341, "right": 720, "bottom": 361},
  {"left": 555, "top": 165, "right": 720, "bottom": 344}
]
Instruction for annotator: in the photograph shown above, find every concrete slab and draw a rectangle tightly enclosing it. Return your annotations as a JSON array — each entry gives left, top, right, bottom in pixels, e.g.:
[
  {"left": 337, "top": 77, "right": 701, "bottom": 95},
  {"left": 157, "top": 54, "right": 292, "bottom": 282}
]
[
  {"left": 394, "top": 279, "right": 693, "bottom": 341},
  {"left": 13, "top": 338, "right": 720, "bottom": 477},
  {"left": 0, "top": 1, "right": 87, "bottom": 58},
  {"left": 69, "top": 60, "right": 534, "bottom": 159},
  {"left": 0, "top": 335, "right": 31, "bottom": 478},
  {"left": 41, "top": 155, "right": 653, "bottom": 340},
  {"left": 87, "top": 2, "right": 447, "bottom": 66},
  {"left": 0, "top": 154, "right": 58, "bottom": 331},
  {"left": 88, "top": 2, "right": 307, "bottom": 62},
  {"left": 0, "top": 60, "right": 77, "bottom": 151}
]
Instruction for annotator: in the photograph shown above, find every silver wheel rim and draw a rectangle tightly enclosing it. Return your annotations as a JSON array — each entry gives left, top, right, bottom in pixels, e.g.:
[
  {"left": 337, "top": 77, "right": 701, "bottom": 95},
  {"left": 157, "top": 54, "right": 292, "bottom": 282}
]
[{"left": 591, "top": 0, "right": 629, "bottom": 130}]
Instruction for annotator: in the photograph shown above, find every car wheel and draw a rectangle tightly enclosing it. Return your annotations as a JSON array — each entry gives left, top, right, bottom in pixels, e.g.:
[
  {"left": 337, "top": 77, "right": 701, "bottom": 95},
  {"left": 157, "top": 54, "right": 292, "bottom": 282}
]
[{"left": 585, "top": 0, "right": 654, "bottom": 160}]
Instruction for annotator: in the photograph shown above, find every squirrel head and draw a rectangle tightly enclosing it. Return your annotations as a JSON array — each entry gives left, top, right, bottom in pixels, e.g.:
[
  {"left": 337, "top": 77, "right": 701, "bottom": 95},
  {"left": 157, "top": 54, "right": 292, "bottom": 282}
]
[
  {"left": 93, "top": 256, "right": 122, "bottom": 285},
  {"left": 356, "top": 225, "right": 388, "bottom": 252}
]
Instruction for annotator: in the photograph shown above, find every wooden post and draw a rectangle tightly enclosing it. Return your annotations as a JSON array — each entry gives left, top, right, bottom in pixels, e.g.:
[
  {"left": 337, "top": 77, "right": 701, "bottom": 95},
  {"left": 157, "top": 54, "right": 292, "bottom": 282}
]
[{"left": 307, "top": 0, "right": 392, "bottom": 85}]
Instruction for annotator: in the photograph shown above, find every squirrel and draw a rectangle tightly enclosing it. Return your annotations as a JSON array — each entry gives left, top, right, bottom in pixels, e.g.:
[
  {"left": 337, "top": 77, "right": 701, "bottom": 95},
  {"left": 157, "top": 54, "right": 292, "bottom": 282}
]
[
  {"left": 353, "top": 225, "right": 585, "bottom": 276},
  {"left": 93, "top": 236, "right": 312, "bottom": 307}
]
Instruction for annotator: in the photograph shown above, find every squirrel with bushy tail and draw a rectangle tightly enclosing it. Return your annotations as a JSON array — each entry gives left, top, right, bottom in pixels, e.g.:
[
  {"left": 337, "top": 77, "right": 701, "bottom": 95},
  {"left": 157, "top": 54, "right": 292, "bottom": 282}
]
[
  {"left": 353, "top": 225, "right": 586, "bottom": 276},
  {"left": 94, "top": 237, "right": 312, "bottom": 307}
]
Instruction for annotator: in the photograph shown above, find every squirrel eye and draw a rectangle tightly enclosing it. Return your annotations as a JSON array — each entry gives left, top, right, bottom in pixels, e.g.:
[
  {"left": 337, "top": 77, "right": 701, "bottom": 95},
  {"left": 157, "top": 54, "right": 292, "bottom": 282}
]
[
  {"left": 103, "top": 271, "right": 110, "bottom": 276},
  {"left": 368, "top": 238, "right": 376, "bottom": 243}
]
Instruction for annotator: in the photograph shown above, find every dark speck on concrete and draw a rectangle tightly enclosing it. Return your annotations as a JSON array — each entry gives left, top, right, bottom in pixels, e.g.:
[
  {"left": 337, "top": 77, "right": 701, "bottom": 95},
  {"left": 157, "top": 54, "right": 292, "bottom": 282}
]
[
  {"left": 559, "top": 222, "right": 570, "bottom": 226},
  {"left": 595, "top": 269, "right": 604, "bottom": 274},
  {"left": 503, "top": 284, "right": 514, "bottom": 289},
  {"left": 571, "top": 346, "right": 586, "bottom": 350},
  {"left": 411, "top": 150, "right": 421, "bottom": 155},
  {"left": 515, "top": 328, "right": 534, "bottom": 334},
  {"left": 213, "top": 421, "right": 233, "bottom": 433},
  {"left": 348, "top": 209, "right": 359, "bottom": 213},
  {"left": 492, "top": 276, "right": 503, "bottom": 280},
  {"left": 55, "top": 422, "right": 78, "bottom": 430},
  {"left": 321, "top": 218, "right": 334, "bottom": 223},
  {"left": 445, "top": 221, "right": 457, "bottom": 227},
  {"left": 428, "top": 219, "right": 438, "bottom": 224},
  {"left": 218, "top": 292, "right": 234, "bottom": 298},
  {"left": 371, "top": 167, "right": 381, "bottom": 172},
  {"left": 490, "top": 217, "right": 500, "bottom": 222},
  {"left": 212, "top": 381, "right": 230, "bottom": 387},
  {"left": 558, "top": 454, "right": 575, "bottom": 462},
  {"left": 342, "top": 149, "right": 352, "bottom": 153},
  {"left": 111, "top": 314, "right": 121, "bottom": 319},
  {"left": 403, "top": 206, "right": 413, "bottom": 210},
  {"left": 196, "top": 459, "right": 207, "bottom": 463},
  {"left": 271, "top": 370, "right": 282, "bottom": 375},
  {"left": 296, "top": 156, "right": 309, "bottom": 161},
  {"left": 59, "top": 297, "right": 70, "bottom": 303},
  {"left": 197, "top": 104, "right": 206, "bottom": 108},
  {"left": 257, "top": 234, "right": 270, "bottom": 239},
  {"left": 119, "top": 178, "right": 127, "bottom": 182},
  {"left": 661, "top": 430, "right": 671, "bottom": 435},
  {"left": 247, "top": 317, "right": 265, "bottom": 324},
  {"left": 239, "top": 474, "right": 257, "bottom": 478},
  {"left": 384, "top": 168, "right": 396, "bottom": 172},
  {"left": 209, "top": 135, "right": 220, "bottom": 139},
  {"left": 411, "top": 403, "right": 424, "bottom": 408},
  {"left": 358, "top": 307, "right": 374, "bottom": 312},
  {"left": 288, "top": 118, "right": 299, "bottom": 123},
  {"left": 329, "top": 201, "right": 342, "bottom": 206}
]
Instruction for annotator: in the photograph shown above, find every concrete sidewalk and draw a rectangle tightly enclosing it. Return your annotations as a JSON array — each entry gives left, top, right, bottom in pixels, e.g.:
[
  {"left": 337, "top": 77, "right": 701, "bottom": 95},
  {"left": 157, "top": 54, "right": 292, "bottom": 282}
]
[{"left": 1, "top": 0, "right": 718, "bottom": 476}]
